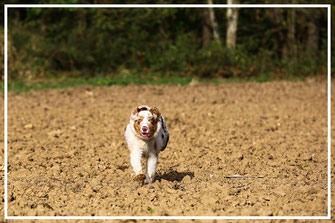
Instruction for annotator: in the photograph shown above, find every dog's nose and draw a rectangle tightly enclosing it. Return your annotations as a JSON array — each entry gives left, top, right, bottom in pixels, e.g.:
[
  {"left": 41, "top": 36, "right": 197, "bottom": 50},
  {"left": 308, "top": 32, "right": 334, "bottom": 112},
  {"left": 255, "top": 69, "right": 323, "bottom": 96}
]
[{"left": 142, "top": 126, "right": 148, "bottom": 132}]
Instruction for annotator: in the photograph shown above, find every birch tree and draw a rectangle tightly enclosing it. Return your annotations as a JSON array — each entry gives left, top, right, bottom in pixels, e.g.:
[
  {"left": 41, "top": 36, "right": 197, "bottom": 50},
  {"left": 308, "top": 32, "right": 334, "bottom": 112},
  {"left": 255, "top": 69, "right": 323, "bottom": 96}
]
[
  {"left": 208, "top": 0, "right": 221, "bottom": 44},
  {"left": 202, "top": 0, "right": 221, "bottom": 47},
  {"left": 226, "top": 0, "right": 239, "bottom": 49}
]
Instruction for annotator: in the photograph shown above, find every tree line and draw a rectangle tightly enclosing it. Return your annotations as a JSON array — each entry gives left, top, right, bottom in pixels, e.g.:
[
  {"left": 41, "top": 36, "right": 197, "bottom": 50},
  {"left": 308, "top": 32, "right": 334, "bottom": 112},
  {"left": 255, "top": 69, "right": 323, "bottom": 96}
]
[{"left": 1, "top": 0, "right": 334, "bottom": 81}]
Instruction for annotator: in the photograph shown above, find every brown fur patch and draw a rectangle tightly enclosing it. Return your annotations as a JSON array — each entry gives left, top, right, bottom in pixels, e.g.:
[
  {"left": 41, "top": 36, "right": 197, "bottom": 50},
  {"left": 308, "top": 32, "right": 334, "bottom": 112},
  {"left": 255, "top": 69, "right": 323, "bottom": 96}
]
[
  {"left": 132, "top": 106, "right": 149, "bottom": 116},
  {"left": 150, "top": 107, "right": 161, "bottom": 120},
  {"left": 134, "top": 174, "right": 146, "bottom": 181},
  {"left": 137, "top": 106, "right": 148, "bottom": 113},
  {"left": 148, "top": 117, "right": 158, "bottom": 136},
  {"left": 133, "top": 119, "right": 142, "bottom": 136},
  {"left": 149, "top": 107, "right": 161, "bottom": 136}
]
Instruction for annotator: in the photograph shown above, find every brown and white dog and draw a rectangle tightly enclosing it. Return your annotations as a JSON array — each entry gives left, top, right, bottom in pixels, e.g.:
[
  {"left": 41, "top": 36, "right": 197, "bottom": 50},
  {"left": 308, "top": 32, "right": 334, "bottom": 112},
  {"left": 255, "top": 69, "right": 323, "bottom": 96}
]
[{"left": 124, "top": 105, "right": 169, "bottom": 184}]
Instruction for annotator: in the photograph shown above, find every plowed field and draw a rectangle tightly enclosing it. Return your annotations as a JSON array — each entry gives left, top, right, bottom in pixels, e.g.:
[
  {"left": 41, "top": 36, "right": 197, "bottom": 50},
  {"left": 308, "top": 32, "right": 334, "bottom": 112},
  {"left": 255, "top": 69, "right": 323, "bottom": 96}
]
[{"left": 3, "top": 78, "right": 333, "bottom": 219}]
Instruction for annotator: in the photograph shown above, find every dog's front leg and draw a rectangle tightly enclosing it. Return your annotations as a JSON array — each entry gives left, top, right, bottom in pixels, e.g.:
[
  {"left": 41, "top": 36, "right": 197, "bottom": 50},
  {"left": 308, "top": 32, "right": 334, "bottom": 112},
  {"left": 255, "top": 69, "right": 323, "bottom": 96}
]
[
  {"left": 130, "top": 149, "right": 143, "bottom": 178},
  {"left": 145, "top": 152, "right": 158, "bottom": 184}
]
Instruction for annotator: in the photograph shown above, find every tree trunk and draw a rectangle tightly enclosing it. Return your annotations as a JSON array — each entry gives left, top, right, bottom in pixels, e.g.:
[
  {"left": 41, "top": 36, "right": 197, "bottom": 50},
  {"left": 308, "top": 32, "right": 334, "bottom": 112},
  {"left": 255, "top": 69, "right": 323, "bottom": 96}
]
[
  {"left": 226, "top": 0, "right": 239, "bottom": 49},
  {"left": 202, "top": 8, "right": 211, "bottom": 47},
  {"left": 283, "top": 8, "right": 296, "bottom": 57},
  {"left": 208, "top": 0, "right": 221, "bottom": 44},
  {"left": 306, "top": 11, "right": 319, "bottom": 57}
]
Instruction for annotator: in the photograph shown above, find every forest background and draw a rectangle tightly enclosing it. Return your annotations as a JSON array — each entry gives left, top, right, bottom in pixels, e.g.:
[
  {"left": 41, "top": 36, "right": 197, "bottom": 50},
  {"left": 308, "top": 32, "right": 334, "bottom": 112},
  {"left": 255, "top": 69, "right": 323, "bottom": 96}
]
[{"left": 1, "top": 0, "right": 334, "bottom": 89}]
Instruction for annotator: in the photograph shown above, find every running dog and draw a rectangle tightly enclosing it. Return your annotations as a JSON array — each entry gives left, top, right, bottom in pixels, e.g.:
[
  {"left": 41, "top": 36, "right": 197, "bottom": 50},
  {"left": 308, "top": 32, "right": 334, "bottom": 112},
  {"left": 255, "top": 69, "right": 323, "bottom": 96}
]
[{"left": 124, "top": 105, "right": 169, "bottom": 184}]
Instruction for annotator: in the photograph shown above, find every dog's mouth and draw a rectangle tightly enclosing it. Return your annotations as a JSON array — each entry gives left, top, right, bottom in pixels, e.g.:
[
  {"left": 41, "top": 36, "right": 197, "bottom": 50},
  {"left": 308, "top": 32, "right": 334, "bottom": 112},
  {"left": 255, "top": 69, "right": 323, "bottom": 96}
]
[
  {"left": 140, "top": 132, "right": 150, "bottom": 138},
  {"left": 140, "top": 132, "right": 151, "bottom": 138}
]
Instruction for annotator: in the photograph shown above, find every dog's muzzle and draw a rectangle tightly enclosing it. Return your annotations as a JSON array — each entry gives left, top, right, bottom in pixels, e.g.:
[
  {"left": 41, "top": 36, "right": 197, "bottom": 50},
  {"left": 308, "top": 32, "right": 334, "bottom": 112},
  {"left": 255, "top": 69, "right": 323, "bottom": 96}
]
[{"left": 140, "top": 126, "right": 150, "bottom": 138}]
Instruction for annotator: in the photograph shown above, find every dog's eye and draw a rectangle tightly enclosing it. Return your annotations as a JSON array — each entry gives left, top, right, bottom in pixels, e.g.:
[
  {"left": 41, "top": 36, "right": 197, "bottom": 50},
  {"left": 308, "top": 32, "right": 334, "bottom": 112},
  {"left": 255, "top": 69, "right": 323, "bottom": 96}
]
[{"left": 138, "top": 119, "right": 143, "bottom": 122}]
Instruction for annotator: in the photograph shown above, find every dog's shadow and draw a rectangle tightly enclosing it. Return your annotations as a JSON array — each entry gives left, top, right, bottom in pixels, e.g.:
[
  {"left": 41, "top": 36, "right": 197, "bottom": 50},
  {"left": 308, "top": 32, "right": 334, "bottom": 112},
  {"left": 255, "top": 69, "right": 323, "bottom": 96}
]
[{"left": 156, "top": 170, "right": 194, "bottom": 182}]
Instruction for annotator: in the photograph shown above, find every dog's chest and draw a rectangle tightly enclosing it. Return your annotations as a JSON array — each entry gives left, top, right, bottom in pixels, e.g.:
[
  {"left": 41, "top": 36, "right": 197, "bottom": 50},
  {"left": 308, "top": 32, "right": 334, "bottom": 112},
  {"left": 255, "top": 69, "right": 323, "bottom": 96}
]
[{"left": 129, "top": 131, "right": 155, "bottom": 153}]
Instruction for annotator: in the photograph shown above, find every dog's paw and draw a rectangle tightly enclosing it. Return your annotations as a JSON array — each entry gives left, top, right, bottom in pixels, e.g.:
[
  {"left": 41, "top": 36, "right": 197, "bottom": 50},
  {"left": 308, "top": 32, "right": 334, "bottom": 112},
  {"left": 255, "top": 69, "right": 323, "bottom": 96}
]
[{"left": 134, "top": 174, "right": 146, "bottom": 182}]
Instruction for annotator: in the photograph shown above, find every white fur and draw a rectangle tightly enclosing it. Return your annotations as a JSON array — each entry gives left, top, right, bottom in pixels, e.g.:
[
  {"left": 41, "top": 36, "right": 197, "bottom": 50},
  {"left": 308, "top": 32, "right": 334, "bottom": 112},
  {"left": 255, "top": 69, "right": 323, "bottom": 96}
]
[{"left": 124, "top": 106, "right": 169, "bottom": 184}]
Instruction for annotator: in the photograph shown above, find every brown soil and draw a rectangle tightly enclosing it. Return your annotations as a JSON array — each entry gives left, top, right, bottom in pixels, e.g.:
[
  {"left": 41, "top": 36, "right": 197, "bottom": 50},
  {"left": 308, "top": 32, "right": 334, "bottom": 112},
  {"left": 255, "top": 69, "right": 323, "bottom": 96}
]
[{"left": 2, "top": 78, "right": 334, "bottom": 220}]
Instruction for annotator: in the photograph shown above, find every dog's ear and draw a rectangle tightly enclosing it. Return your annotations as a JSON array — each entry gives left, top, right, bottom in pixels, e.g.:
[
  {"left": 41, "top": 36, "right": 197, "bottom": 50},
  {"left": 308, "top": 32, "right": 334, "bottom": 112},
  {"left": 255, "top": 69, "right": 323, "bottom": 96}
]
[
  {"left": 131, "top": 107, "right": 139, "bottom": 120},
  {"left": 131, "top": 105, "right": 149, "bottom": 120},
  {"left": 150, "top": 106, "right": 161, "bottom": 119}
]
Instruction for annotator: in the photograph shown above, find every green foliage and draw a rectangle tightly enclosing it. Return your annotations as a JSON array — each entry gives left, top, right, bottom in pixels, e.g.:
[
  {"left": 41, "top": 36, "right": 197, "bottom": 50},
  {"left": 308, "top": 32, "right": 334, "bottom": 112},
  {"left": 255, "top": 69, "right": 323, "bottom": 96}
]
[
  {"left": 2, "top": 74, "right": 222, "bottom": 92},
  {"left": 301, "top": 164, "right": 309, "bottom": 169},
  {"left": 147, "top": 206, "right": 154, "bottom": 214}
]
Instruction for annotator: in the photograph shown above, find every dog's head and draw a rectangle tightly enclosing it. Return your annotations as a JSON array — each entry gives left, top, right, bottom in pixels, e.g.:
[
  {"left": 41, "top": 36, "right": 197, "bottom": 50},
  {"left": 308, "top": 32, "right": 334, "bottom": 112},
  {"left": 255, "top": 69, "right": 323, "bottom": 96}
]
[{"left": 130, "top": 105, "right": 161, "bottom": 139}]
